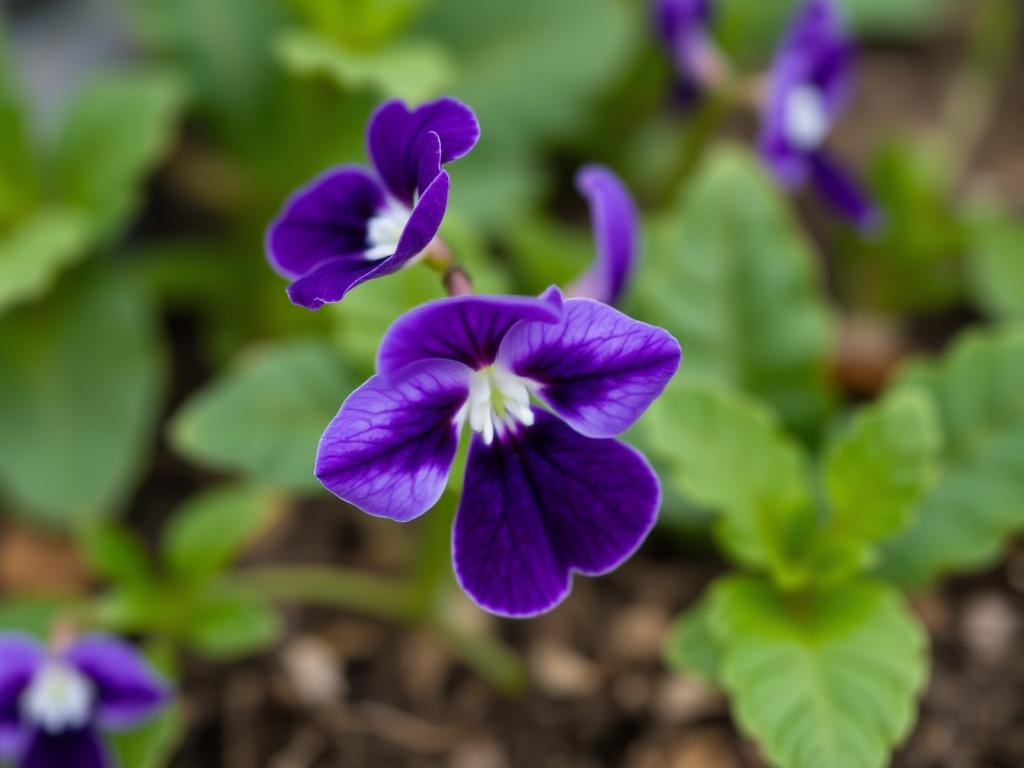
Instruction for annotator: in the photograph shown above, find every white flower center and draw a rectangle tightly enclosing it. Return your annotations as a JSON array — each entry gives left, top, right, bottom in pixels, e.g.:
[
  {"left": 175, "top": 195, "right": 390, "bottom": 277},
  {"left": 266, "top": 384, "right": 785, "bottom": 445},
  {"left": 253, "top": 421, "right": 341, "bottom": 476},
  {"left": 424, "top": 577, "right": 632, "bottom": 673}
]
[
  {"left": 455, "top": 366, "right": 535, "bottom": 445},
  {"left": 365, "top": 200, "right": 412, "bottom": 261},
  {"left": 20, "top": 661, "right": 95, "bottom": 734},
  {"left": 783, "top": 85, "right": 830, "bottom": 151}
]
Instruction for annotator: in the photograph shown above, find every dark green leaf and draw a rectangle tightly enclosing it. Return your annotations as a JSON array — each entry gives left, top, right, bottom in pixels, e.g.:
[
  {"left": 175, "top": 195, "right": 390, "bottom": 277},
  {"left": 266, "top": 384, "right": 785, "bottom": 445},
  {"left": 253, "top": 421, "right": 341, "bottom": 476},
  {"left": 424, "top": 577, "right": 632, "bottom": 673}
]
[
  {"left": 80, "top": 524, "right": 153, "bottom": 585},
  {"left": 185, "top": 585, "right": 282, "bottom": 659}
]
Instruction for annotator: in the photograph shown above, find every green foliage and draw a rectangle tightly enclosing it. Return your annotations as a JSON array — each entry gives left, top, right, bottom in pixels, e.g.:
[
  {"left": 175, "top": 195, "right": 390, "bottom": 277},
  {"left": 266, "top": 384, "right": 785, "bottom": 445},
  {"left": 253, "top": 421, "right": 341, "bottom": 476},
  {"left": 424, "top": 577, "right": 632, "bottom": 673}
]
[
  {"left": 696, "top": 576, "right": 927, "bottom": 768},
  {"left": 0, "top": 209, "right": 90, "bottom": 313},
  {"left": 663, "top": 594, "right": 720, "bottom": 683},
  {"left": 170, "top": 340, "right": 351, "bottom": 493},
  {"left": 966, "top": 204, "right": 1024, "bottom": 321},
  {"left": 638, "top": 147, "right": 834, "bottom": 437},
  {"left": 52, "top": 69, "right": 187, "bottom": 241},
  {"left": 276, "top": 28, "right": 452, "bottom": 102},
  {"left": 110, "top": 643, "right": 183, "bottom": 768},
  {"left": 0, "top": 598, "right": 68, "bottom": 637},
  {"left": 877, "top": 328, "right": 1024, "bottom": 586},
  {"left": 184, "top": 584, "right": 283, "bottom": 659},
  {"left": 0, "top": 269, "right": 166, "bottom": 525},
  {"left": 282, "top": 0, "right": 426, "bottom": 49},
  {"left": 0, "top": 21, "right": 37, "bottom": 226}
]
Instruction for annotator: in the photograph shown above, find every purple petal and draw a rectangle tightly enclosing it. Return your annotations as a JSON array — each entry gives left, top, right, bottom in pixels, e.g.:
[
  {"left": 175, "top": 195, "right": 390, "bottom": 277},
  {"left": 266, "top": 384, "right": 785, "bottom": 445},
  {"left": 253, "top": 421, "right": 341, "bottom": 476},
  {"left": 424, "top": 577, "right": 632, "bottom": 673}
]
[
  {"left": 64, "top": 635, "right": 170, "bottom": 731},
  {"left": 316, "top": 359, "right": 471, "bottom": 522},
  {"left": 569, "top": 165, "right": 638, "bottom": 306},
  {"left": 285, "top": 170, "right": 450, "bottom": 310},
  {"left": 376, "top": 290, "right": 563, "bottom": 378},
  {"left": 0, "top": 633, "right": 43, "bottom": 756},
  {"left": 265, "top": 166, "right": 384, "bottom": 280},
  {"left": 808, "top": 151, "right": 882, "bottom": 232},
  {"left": 20, "top": 727, "right": 108, "bottom": 768},
  {"left": 368, "top": 97, "right": 480, "bottom": 205},
  {"left": 497, "top": 299, "right": 680, "bottom": 439},
  {"left": 453, "top": 410, "right": 659, "bottom": 617}
]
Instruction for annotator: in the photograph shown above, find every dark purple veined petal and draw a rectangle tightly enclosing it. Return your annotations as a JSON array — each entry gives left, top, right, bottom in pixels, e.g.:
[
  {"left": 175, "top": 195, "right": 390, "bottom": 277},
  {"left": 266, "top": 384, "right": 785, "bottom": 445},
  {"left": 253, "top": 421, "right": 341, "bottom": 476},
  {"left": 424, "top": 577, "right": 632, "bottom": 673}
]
[
  {"left": 368, "top": 98, "right": 480, "bottom": 205},
  {"left": 0, "top": 633, "right": 43, "bottom": 756},
  {"left": 569, "top": 165, "right": 638, "bottom": 306},
  {"left": 376, "top": 289, "right": 563, "bottom": 378},
  {"left": 498, "top": 298, "right": 680, "bottom": 439},
  {"left": 19, "top": 727, "right": 108, "bottom": 768},
  {"left": 285, "top": 169, "right": 450, "bottom": 310},
  {"left": 64, "top": 635, "right": 170, "bottom": 731},
  {"left": 316, "top": 359, "right": 472, "bottom": 522},
  {"left": 453, "top": 410, "right": 659, "bottom": 617},
  {"left": 808, "top": 151, "right": 883, "bottom": 232},
  {"left": 265, "top": 166, "right": 385, "bottom": 280}
]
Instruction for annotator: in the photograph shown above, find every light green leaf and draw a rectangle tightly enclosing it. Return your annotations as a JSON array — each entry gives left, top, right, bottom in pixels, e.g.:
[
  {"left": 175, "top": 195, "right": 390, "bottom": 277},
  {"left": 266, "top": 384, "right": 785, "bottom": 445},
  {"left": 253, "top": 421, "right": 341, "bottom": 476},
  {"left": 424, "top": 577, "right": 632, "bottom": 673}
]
[
  {"left": 281, "top": 0, "right": 426, "bottom": 48},
  {"left": 276, "top": 28, "right": 452, "bottom": 102},
  {"left": 711, "top": 576, "right": 928, "bottom": 768},
  {"left": 80, "top": 524, "right": 153, "bottom": 586},
  {"left": 0, "top": 20, "right": 38, "bottom": 225},
  {"left": 0, "top": 598, "right": 68, "bottom": 637},
  {"left": 0, "top": 268, "right": 166, "bottom": 525},
  {"left": 186, "top": 585, "right": 282, "bottom": 659},
  {"left": 638, "top": 147, "right": 834, "bottom": 437},
  {"left": 664, "top": 594, "right": 721, "bottom": 683},
  {"left": 808, "top": 390, "right": 941, "bottom": 579},
  {"left": 643, "top": 379, "right": 812, "bottom": 579},
  {"left": 966, "top": 205, "right": 1024, "bottom": 321},
  {"left": 877, "top": 328, "right": 1024, "bottom": 586},
  {"left": 163, "top": 486, "right": 278, "bottom": 584},
  {"left": 52, "top": 69, "right": 186, "bottom": 239},
  {"left": 170, "top": 340, "right": 350, "bottom": 493},
  {"left": 0, "top": 208, "right": 90, "bottom": 313}
]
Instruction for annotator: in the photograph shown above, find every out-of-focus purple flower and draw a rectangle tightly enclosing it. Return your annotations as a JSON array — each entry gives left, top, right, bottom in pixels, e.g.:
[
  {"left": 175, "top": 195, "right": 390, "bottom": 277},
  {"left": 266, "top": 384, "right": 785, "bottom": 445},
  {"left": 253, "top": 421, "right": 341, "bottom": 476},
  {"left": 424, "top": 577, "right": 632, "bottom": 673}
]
[
  {"left": 652, "top": 0, "right": 718, "bottom": 105},
  {"left": 266, "top": 98, "right": 480, "bottom": 309},
  {"left": 759, "top": 0, "right": 880, "bottom": 230},
  {"left": 0, "top": 633, "right": 170, "bottom": 768},
  {"left": 315, "top": 288, "right": 680, "bottom": 617},
  {"left": 567, "top": 165, "right": 638, "bottom": 307}
]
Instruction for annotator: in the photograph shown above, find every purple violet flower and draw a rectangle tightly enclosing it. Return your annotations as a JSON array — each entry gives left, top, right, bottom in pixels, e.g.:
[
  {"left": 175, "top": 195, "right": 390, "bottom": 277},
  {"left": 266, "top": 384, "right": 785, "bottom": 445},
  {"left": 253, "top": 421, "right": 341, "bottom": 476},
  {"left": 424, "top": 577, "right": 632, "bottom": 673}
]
[
  {"left": 315, "top": 288, "right": 681, "bottom": 617},
  {"left": 266, "top": 97, "right": 480, "bottom": 309},
  {"left": 652, "top": 0, "right": 718, "bottom": 106},
  {"left": 759, "top": 0, "right": 880, "bottom": 230},
  {"left": 0, "top": 633, "right": 170, "bottom": 768},
  {"left": 567, "top": 165, "right": 638, "bottom": 307}
]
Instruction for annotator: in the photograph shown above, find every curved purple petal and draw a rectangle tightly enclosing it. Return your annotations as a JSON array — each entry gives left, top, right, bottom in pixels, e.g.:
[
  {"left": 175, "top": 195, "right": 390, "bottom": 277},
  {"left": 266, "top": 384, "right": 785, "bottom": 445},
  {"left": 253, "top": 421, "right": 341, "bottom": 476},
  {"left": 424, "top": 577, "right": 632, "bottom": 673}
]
[
  {"left": 265, "top": 166, "right": 384, "bottom": 280},
  {"left": 368, "top": 97, "right": 480, "bottom": 205},
  {"left": 0, "top": 633, "right": 43, "bottom": 756},
  {"left": 391, "top": 167, "right": 449, "bottom": 270},
  {"left": 20, "top": 727, "right": 108, "bottom": 768},
  {"left": 453, "top": 410, "right": 659, "bottom": 617},
  {"left": 498, "top": 299, "right": 680, "bottom": 439},
  {"left": 316, "top": 359, "right": 471, "bottom": 522},
  {"left": 808, "top": 152, "right": 882, "bottom": 232},
  {"left": 569, "top": 165, "right": 638, "bottom": 306},
  {"left": 64, "top": 635, "right": 169, "bottom": 731},
  {"left": 376, "top": 290, "right": 563, "bottom": 378}
]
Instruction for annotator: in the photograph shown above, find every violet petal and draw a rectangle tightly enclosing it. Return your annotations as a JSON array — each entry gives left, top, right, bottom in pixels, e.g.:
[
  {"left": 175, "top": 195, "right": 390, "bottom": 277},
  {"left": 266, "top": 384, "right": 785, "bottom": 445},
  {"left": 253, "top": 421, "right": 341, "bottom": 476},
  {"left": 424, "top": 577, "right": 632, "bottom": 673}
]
[
  {"left": 0, "top": 633, "right": 43, "bottom": 756},
  {"left": 19, "top": 727, "right": 109, "bottom": 768}
]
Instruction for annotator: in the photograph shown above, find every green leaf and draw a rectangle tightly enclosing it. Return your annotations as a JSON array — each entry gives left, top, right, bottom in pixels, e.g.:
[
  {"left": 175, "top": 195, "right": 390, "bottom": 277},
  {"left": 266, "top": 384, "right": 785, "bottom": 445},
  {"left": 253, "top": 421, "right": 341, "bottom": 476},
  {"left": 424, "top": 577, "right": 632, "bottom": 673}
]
[
  {"left": 643, "top": 379, "right": 813, "bottom": 579},
  {"left": 0, "top": 208, "right": 91, "bottom": 313},
  {"left": 80, "top": 524, "right": 153, "bottom": 586},
  {"left": 0, "top": 20, "right": 38, "bottom": 225},
  {"left": 416, "top": 0, "right": 637, "bottom": 226},
  {"left": 808, "top": 390, "right": 941, "bottom": 579},
  {"left": 281, "top": 0, "right": 426, "bottom": 48},
  {"left": 276, "top": 28, "right": 453, "bottom": 102},
  {"left": 52, "top": 69, "right": 186, "bottom": 239},
  {"left": 710, "top": 576, "right": 928, "bottom": 768},
  {"left": 877, "top": 328, "right": 1024, "bottom": 586},
  {"left": 966, "top": 204, "right": 1024, "bottom": 321},
  {"left": 185, "top": 585, "right": 282, "bottom": 659},
  {"left": 0, "top": 597, "right": 68, "bottom": 637},
  {"left": 170, "top": 340, "right": 350, "bottom": 493},
  {"left": 0, "top": 268, "right": 166, "bottom": 525},
  {"left": 664, "top": 594, "right": 721, "bottom": 683},
  {"left": 163, "top": 486, "right": 278, "bottom": 585},
  {"left": 638, "top": 147, "right": 834, "bottom": 436}
]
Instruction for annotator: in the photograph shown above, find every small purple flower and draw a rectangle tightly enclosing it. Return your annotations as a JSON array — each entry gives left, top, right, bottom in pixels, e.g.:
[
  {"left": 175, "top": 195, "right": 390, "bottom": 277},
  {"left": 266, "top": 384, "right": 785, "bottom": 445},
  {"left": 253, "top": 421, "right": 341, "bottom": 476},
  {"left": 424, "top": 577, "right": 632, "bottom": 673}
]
[
  {"left": 759, "top": 0, "right": 880, "bottom": 230},
  {"left": 652, "top": 0, "right": 718, "bottom": 105},
  {"left": 315, "top": 288, "right": 681, "bottom": 617},
  {"left": 567, "top": 165, "right": 638, "bottom": 307},
  {"left": 0, "top": 633, "right": 170, "bottom": 768},
  {"left": 266, "top": 97, "right": 480, "bottom": 309}
]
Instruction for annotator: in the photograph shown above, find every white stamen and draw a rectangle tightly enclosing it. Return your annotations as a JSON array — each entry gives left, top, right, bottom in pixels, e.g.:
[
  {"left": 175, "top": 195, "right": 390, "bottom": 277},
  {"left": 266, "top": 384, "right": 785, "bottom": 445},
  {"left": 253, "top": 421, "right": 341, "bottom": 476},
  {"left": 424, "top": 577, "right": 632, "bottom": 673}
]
[
  {"left": 456, "top": 366, "right": 536, "bottom": 445},
  {"left": 20, "top": 661, "right": 95, "bottom": 734},
  {"left": 365, "top": 199, "right": 412, "bottom": 260},
  {"left": 784, "top": 85, "right": 830, "bottom": 151}
]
